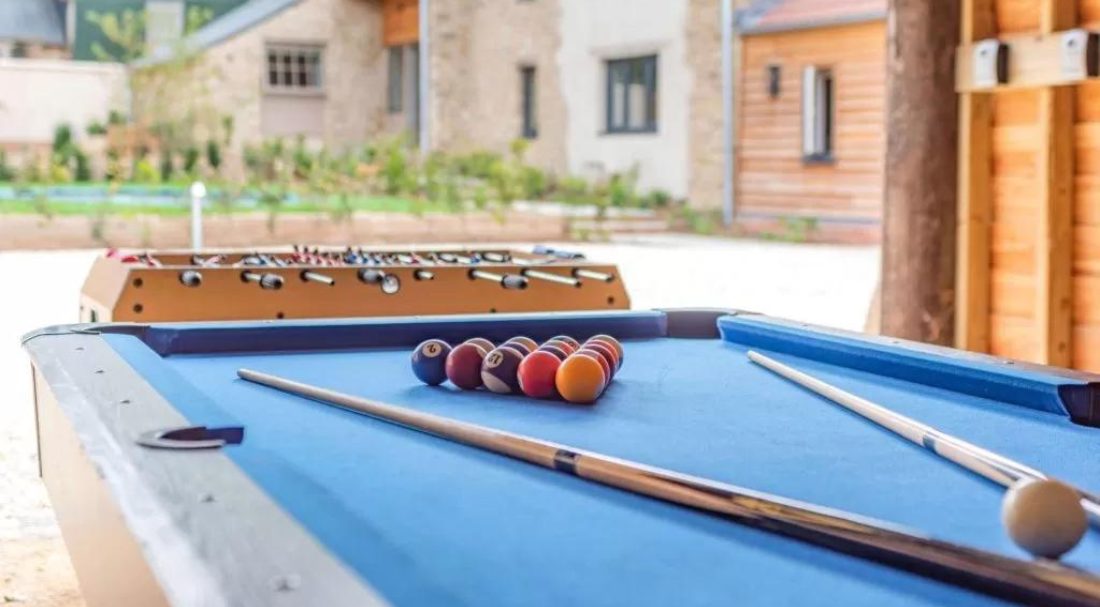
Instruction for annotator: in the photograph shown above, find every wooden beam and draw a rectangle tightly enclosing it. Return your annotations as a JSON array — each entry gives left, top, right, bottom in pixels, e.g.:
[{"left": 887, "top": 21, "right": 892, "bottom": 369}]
[
  {"left": 954, "top": 0, "right": 995, "bottom": 353},
  {"left": 881, "top": 0, "right": 960, "bottom": 345},
  {"left": 955, "top": 30, "right": 1099, "bottom": 93},
  {"left": 1036, "top": 0, "right": 1076, "bottom": 367}
]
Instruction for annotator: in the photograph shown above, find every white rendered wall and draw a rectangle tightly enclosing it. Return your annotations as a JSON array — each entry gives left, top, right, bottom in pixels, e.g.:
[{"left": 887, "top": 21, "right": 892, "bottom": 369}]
[
  {"left": 0, "top": 58, "right": 129, "bottom": 145},
  {"left": 558, "top": 0, "right": 690, "bottom": 197}
]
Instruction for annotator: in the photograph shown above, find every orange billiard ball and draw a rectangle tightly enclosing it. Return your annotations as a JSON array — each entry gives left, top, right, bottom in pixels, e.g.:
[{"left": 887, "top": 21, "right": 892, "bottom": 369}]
[
  {"left": 577, "top": 347, "right": 612, "bottom": 384},
  {"left": 555, "top": 352, "right": 606, "bottom": 404}
]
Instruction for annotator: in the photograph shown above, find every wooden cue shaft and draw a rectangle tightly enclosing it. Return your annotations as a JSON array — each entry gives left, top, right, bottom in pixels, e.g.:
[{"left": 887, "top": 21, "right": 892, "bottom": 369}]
[
  {"left": 746, "top": 350, "right": 1100, "bottom": 527},
  {"left": 237, "top": 368, "right": 1100, "bottom": 606}
]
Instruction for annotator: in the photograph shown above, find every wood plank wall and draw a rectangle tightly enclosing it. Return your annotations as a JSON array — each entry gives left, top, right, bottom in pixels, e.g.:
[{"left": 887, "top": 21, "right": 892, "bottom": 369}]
[
  {"left": 383, "top": 0, "right": 419, "bottom": 46},
  {"left": 966, "top": 0, "right": 1100, "bottom": 370},
  {"left": 737, "top": 21, "right": 886, "bottom": 221}
]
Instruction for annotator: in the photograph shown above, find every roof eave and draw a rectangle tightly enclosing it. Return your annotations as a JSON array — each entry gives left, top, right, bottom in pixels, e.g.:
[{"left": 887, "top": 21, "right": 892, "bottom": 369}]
[{"left": 739, "top": 10, "right": 886, "bottom": 36}]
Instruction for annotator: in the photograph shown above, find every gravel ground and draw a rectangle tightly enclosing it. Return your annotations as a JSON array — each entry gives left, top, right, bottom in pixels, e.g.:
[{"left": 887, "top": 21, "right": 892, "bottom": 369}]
[{"left": 0, "top": 235, "right": 879, "bottom": 605}]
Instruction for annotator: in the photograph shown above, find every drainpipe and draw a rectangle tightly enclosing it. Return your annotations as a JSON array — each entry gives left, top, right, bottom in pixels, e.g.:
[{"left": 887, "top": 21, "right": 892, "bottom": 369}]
[
  {"left": 418, "top": 0, "right": 431, "bottom": 152},
  {"left": 721, "top": 0, "right": 735, "bottom": 226}
]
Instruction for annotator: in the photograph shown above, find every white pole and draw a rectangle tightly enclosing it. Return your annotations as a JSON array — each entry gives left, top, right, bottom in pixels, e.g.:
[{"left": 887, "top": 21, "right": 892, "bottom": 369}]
[
  {"left": 418, "top": 0, "right": 431, "bottom": 152},
  {"left": 189, "top": 181, "right": 206, "bottom": 250},
  {"left": 721, "top": 0, "right": 735, "bottom": 226}
]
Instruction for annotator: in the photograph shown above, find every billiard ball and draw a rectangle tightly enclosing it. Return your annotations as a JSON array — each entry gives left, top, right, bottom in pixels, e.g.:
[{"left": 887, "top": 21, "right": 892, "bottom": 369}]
[
  {"left": 506, "top": 336, "right": 538, "bottom": 352},
  {"left": 446, "top": 343, "right": 488, "bottom": 390},
  {"left": 481, "top": 347, "right": 524, "bottom": 394},
  {"left": 499, "top": 342, "right": 530, "bottom": 357},
  {"left": 1001, "top": 479, "right": 1087, "bottom": 558},
  {"left": 411, "top": 339, "right": 452, "bottom": 386},
  {"left": 464, "top": 337, "right": 495, "bottom": 352},
  {"left": 537, "top": 344, "right": 569, "bottom": 361},
  {"left": 587, "top": 335, "right": 623, "bottom": 367},
  {"left": 580, "top": 342, "right": 618, "bottom": 376},
  {"left": 517, "top": 350, "right": 561, "bottom": 398},
  {"left": 548, "top": 335, "right": 580, "bottom": 349},
  {"left": 577, "top": 347, "right": 612, "bottom": 383},
  {"left": 543, "top": 339, "right": 576, "bottom": 355},
  {"left": 556, "top": 352, "right": 606, "bottom": 404}
]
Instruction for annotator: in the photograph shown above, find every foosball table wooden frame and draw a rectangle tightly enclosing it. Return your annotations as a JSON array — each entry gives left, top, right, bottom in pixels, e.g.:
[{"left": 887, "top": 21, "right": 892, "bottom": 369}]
[{"left": 80, "top": 246, "right": 630, "bottom": 323}]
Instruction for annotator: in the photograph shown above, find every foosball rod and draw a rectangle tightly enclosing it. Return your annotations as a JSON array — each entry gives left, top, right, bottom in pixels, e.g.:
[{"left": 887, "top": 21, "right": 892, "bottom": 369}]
[{"left": 236, "top": 367, "right": 1100, "bottom": 607}]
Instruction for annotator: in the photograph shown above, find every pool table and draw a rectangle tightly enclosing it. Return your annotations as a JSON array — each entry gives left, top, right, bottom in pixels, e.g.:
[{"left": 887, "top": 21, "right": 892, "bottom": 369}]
[{"left": 23, "top": 309, "right": 1100, "bottom": 607}]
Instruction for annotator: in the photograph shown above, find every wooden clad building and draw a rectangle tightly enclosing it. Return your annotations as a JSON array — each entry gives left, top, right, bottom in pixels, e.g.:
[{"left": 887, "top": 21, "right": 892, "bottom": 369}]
[
  {"left": 954, "top": 0, "right": 1100, "bottom": 371},
  {"left": 736, "top": 0, "right": 886, "bottom": 242}
]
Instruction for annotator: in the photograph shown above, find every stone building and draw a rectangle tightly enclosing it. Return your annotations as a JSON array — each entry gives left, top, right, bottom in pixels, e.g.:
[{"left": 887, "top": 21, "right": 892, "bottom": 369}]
[
  {"left": 0, "top": 0, "right": 70, "bottom": 59},
  {"left": 131, "top": 0, "right": 730, "bottom": 205}
]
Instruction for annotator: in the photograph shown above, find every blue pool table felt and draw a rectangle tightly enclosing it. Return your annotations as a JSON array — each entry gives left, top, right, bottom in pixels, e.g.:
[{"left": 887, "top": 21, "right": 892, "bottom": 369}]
[{"left": 105, "top": 332, "right": 1100, "bottom": 607}]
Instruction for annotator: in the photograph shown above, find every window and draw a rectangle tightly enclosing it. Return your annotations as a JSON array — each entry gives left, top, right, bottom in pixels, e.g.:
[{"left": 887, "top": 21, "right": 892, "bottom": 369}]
[
  {"left": 801, "top": 66, "right": 834, "bottom": 162},
  {"left": 605, "top": 55, "right": 657, "bottom": 134},
  {"left": 520, "top": 66, "right": 537, "bottom": 139},
  {"left": 388, "top": 46, "right": 403, "bottom": 112},
  {"left": 266, "top": 44, "right": 324, "bottom": 92}
]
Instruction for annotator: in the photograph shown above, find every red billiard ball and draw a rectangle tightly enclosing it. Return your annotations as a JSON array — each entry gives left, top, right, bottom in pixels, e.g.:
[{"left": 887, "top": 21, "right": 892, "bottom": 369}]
[
  {"left": 446, "top": 343, "right": 488, "bottom": 390},
  {"left": 577, "top": 347, "right": 612, "bottom": 384},
  {"left": 506, "top": 336, "right": 538, "bottom": 352},
  {"left": 587, "top": 335, "right": 623, "bottom": 368},
  {"left": 543, "top": 339, "right": 576, "bottom": 355},
  {"left": 411, "top": 338, "right": 452, "bottom": 386},
  {"left": 481, "top": 347, "right": 524, "bottom": 394},
  {"left": 517, "top": 350, "right": 561, "bottom": 398},
  {"left": 580, "top": 342, "right": 618, "bottom": 376},
  {"left": 548, "top": 335, "right": 580, "bottom": 349},
  {"left": 537, "top": 344, "right": 569, "bottom": 361},
  {"left": 555, "top": 353, "right": 606, "bottom": 404},
  {"left": 464, "top": 337, "right": 495, "bottom": 352}
]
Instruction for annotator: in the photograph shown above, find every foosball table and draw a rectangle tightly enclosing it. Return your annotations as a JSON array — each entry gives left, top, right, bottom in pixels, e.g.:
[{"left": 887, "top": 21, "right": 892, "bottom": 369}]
[{"left": 80, "top": 246, "right": 630, "bottom": 322}]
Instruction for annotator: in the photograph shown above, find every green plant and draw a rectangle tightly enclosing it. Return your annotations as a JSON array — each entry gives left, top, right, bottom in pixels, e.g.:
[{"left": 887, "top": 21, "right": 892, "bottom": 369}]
[
  {"left": 21, "top": 158, "right": 43, "bottom": 183},
  {"left": 132, "top": 158, "right": 159, "bottom": 184},
  {"left": 0, "top": 151, "right": 13, "bottom": 181},
  {"left": 183, "top": 146, "right": 200, "bottom": 175},
  {"left": 644, "top": 189, "right": 672, "bottom": 209},
  {"left": 206, "top": 140, "right": 222, "bottom": 173},
  {"left": 521, "top": 166, "right": 548, "bottom": 200},
  {"left": 105, "top": 149, "right": 124, "bottom": 182},
  {"left": 86, "top": 121, "right": 108, "bottom": 136},
  {"left": 51, "top": 124, "right": 74, "bottom": 154},
  {"left": 778, "top": 216, "right": 819, "bottom": 242},
  {"left": 108, "top": 110, "right": 127, "bottom": 126},
  {"left": 557, "top": 176, "right": 591, "bottom": 204},
  {"left": 86, "top": 9, "right": 146, "bottom": 62},
  {"left": 158, "top": 150, "right": 175, "bottom": 182},
  {"left": 607, "top": 167, "right": 639, "bottom": 208},
  {"left": 74, "top": 150, "right": 93, "bottom": 182},
  {"left": 380, "top": 141, "right": 414, "bottom": 195}
]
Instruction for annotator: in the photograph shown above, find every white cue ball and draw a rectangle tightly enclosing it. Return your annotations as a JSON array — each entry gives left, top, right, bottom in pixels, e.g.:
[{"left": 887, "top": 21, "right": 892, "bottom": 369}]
[{"left": 1001, "top": 478, "right": 1087, "bottom": 559}]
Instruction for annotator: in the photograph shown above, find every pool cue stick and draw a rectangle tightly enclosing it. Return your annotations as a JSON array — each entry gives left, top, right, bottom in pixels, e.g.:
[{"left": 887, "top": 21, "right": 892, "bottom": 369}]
[
  {"left": 746, "top": 350, "right": 1100, "bottom": 528},
  {"left": 237, "top": 368, "right": 1100, "bottom": 607}
]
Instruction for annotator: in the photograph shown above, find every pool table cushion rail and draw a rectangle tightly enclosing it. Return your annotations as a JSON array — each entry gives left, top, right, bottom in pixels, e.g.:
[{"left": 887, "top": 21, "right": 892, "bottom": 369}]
[{"left": 23, "top": 307, "right": 1100, "bottom": 427}]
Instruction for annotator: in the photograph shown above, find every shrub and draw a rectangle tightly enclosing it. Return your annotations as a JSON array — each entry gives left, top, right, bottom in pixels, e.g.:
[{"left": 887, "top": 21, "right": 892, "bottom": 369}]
[
  {"left": 159, "top": 150, "right": 175, "bottom": 182},
  {"left": 644, "top": 189, "right": 672, "bottom": 208},
  {"left": 381, "top": 142, "right": 413, "bottom": 195},
  {"left": 521, "top": 166, "right": 548, "bottom": 200},
  {"left": 183, "top": 146, "right": 200, "bottom": 175},
  {"left": 86, "top": 121, "right": 108, "bottom": 136},
  {"left": 107, "top": 110, "right": 127, "bottom": 126},
  {"left": 206, "top": 140, "right": 222, "bottom": 173},
  {"left": 453, "top": 151, "right": 500, "bottom": 179},
  {"left": 557, "top": 176, "right": 591, "bottom": 204},
  {"left": 48, "top": 158, "right": 72, "bottom": 183},
  {"left": 132, "top": 158, "right": 160, "bottom": 184},
  {"left": 74, "top": 150, "right": 93, "bottom": 182},
  {"left": 52, "top": 124, "right": 74, "bottom": 155},
  {"left": 0, "top": 150, "right": 13, "bottom": 181}
]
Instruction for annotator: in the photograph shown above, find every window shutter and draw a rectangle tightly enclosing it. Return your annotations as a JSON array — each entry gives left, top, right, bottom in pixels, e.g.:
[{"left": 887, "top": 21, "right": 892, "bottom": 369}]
[{"left": 802, "top": 66, "right": 817, "bottom": 156}]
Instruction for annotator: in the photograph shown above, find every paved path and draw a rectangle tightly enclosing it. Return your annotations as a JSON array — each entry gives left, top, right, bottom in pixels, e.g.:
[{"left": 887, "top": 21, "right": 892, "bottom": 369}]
[{"left": 0, "top": 236, "right": 879, "bottom": 605}]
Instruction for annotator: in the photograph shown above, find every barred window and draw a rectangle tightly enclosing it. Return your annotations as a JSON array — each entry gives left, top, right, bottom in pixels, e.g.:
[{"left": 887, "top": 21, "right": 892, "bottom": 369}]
[{"left": 266, "top": 44, "right": 324, "bottom": 91}]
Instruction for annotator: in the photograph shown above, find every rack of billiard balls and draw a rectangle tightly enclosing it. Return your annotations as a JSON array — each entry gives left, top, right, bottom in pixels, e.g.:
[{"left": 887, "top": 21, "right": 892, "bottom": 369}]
[{"left": 411, "top": 335, "right": 624, "bottom": 404}]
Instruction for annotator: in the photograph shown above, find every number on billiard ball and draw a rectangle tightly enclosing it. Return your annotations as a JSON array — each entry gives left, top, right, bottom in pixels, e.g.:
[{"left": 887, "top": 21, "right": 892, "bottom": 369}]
[
  {"left": 411, "top": 339, "right": 452, "bottom": 386},
  {"left": 481, "top": 347, "right": 523, "bottom": 394}
]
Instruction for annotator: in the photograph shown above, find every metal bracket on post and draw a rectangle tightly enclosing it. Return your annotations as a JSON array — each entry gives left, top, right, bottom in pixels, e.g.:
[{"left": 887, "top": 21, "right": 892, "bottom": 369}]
[
  {"left": 972, "top": 39, "right": 1009, "bottom": 89},
  {"left": 1059, "top": 29, "right": 1100, "bottom": 81}
]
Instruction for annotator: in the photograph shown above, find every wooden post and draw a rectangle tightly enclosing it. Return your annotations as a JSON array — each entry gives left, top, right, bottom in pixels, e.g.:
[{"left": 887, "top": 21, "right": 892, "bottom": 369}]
[
  {"left": 1036, "top": 0, "right": 1075, "bottom": 366},
  {"left": 881, "top": 0, "right": 961, "bottom": 344},
  {"left": 954, "top": 0, "right": 995, "bottom": 352}
]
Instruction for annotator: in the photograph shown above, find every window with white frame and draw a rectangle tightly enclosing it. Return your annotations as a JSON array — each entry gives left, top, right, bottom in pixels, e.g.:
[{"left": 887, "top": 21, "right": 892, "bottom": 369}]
[
  {"left": 801, "top": 66, "right": 834, "bottom": 162},
  {"left": 266, "top": 44, "right": 324, "bottom": 91}
]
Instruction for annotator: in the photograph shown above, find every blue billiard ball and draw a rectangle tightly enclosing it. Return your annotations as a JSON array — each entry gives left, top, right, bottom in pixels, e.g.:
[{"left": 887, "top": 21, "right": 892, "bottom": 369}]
[{"left": 411, "top": 339, "right": 452, "bottom": 386}]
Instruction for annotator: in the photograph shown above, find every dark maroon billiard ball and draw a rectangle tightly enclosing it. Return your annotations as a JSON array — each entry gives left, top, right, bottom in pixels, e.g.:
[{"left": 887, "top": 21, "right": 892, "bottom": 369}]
[
  {"left": 547, "top": 335, "right": 580, "bottom": 349},
  {"left": 506, "top": 336, "right": 538, "bottom": 352},
  {"left": 580, "top": 341, "right": 619, "bottom": 376},
  {"left": 499, "top": 342, "right": 530, "bottom": 357},
  {"left": 411, "top": 338, "right": 452, "bottom": 385},
  {"left": 537, "top": 344, "right": 569, "bottom": 361},
  {"left": 480, "top": 347, "right": 524, "bottom": 394},
  {"left": 446, "top": 343, "right": 488, "bottom": 390}
]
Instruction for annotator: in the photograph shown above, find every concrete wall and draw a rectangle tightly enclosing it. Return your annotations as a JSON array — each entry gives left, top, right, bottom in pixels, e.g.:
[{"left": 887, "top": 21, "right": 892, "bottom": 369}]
[
  {"left": 557, "top": 0, "right": 692, "bottom": 197},
  {"left": 0, "top": 58, "right": 129, "bottom": 146}
]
